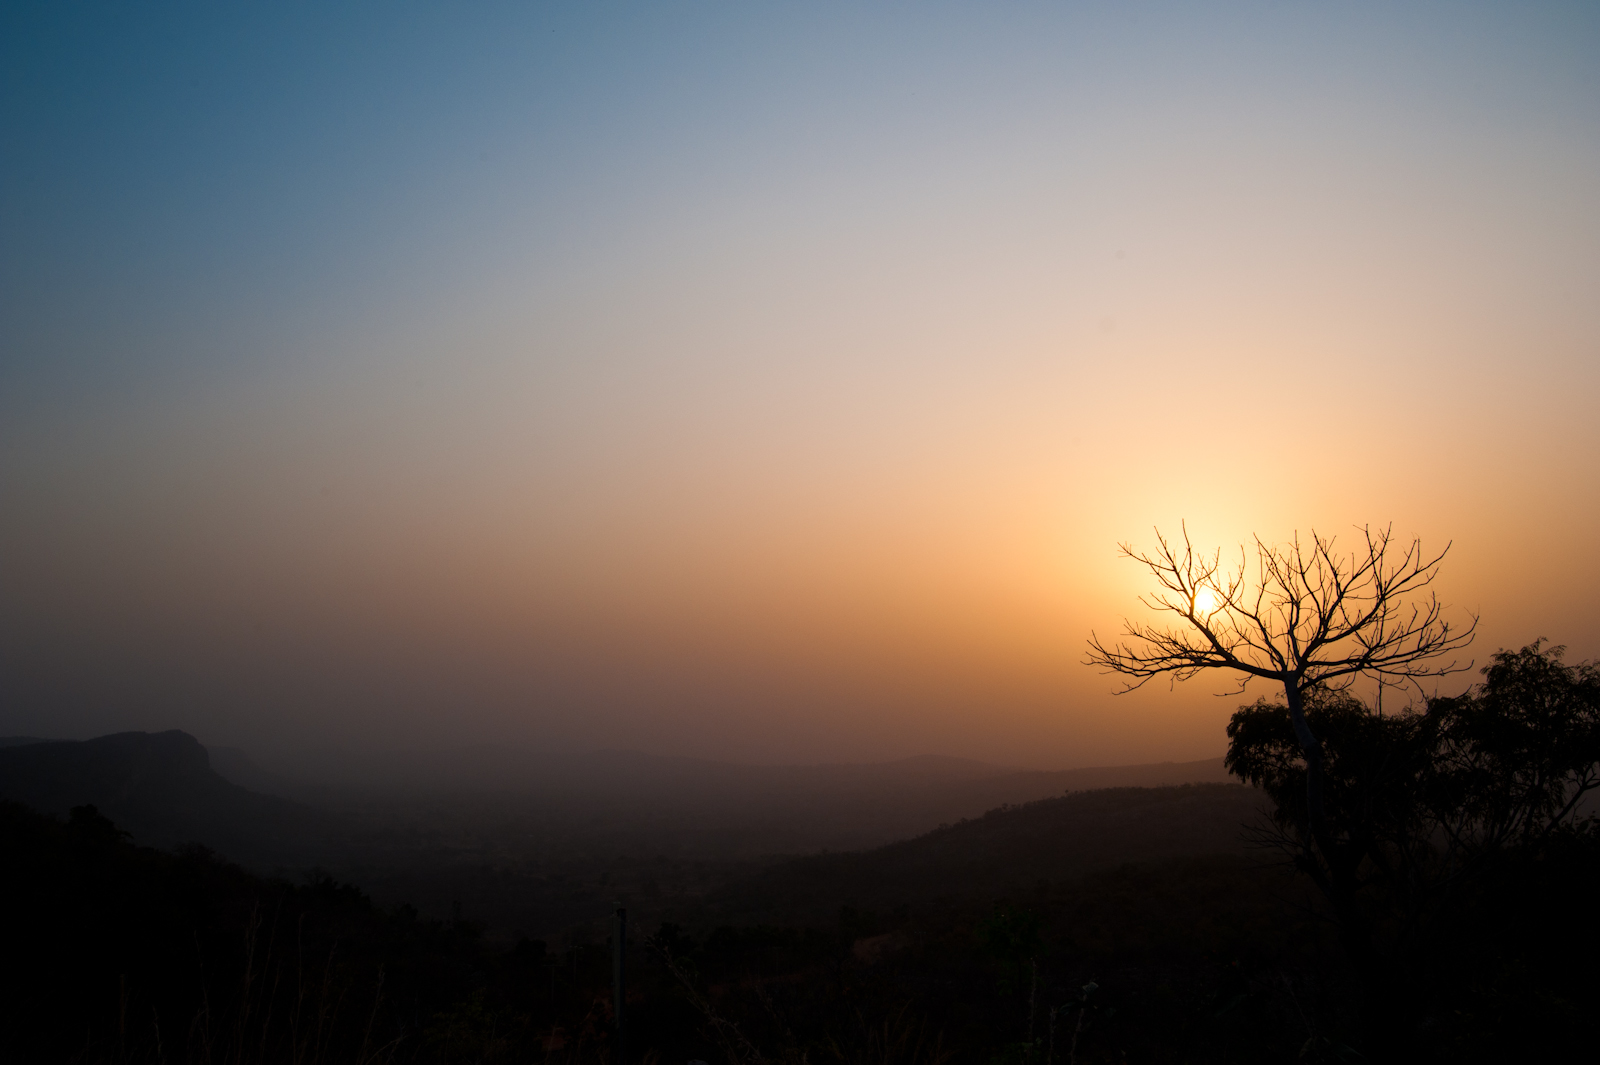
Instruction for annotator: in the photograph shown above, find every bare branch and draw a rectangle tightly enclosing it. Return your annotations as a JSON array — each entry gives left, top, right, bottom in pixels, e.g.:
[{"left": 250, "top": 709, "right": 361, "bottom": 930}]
[{"left": 1085, "top": 524, "right": 1478, "bottom": 702}]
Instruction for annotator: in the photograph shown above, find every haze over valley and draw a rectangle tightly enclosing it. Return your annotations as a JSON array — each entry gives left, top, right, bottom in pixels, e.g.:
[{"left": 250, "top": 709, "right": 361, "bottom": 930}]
[
  {"left": 4, "top": 4, "right": 1598, "bottom": 1061},
  {"left": 0, "top": 730, "right": 1235, "bottom": 938}
]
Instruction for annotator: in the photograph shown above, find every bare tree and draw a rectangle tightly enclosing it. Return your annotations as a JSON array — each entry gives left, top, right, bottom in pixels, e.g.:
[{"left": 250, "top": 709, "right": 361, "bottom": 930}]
[{"left": 1085, "top": 523, "right": 1477, "bottom": 842}]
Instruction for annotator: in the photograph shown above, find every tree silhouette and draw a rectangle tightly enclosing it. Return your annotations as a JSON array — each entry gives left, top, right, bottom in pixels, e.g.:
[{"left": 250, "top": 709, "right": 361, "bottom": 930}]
[
  {"left": 1085, "top": 524, "right": 1476, "bottom": 858},
  {"left": 1224, "top": 642, "right": 1600, "bottom": 1056}
]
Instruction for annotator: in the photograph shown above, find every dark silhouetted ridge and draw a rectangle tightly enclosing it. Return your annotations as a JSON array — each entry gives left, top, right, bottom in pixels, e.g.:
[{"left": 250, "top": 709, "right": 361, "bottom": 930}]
[
  {"left": 0, "top": 730, "right": 329, "bottom": 866},
  {"left": 701, "top": 782, "right": 1268, "bottom": 925}
]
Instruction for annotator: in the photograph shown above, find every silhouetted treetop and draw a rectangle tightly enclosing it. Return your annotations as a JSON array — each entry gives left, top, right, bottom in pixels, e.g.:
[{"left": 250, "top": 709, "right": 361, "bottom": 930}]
[{"left": 1087, "top": 523, "right": 1477, "bottom": 698}]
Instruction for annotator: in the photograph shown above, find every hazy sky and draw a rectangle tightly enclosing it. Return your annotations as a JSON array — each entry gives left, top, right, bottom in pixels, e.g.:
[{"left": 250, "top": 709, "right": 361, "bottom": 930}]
[{"left": 4, "top": 2, "right": 1598, "bottom": 769}]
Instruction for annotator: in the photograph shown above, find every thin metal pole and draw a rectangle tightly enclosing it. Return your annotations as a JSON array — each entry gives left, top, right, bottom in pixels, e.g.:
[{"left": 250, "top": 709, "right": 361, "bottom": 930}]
[{"left": 612, "top": 904, "right": 627, "bottom": 1065}]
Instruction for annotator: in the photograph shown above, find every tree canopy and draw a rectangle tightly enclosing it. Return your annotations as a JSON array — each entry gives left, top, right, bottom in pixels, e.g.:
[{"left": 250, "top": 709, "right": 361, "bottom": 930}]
[{"left": 1223, "top": 642, "right": 1600, "bottom": 1058}]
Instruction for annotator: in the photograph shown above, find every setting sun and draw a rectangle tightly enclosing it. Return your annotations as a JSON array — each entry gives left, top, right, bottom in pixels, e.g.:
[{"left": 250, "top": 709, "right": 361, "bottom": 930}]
[
  {"left": 3, "top": 4, "right": 1598, "bottom": 1059},
  {"left": 1193, "top": 587, "right": 1222, "bottom": 616}
]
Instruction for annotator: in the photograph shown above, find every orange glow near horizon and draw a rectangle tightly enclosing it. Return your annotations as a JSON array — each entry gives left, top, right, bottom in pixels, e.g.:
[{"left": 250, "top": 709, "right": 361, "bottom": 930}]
[{"left": 3, "top": 4, "right": 1598, "bottom": 770}]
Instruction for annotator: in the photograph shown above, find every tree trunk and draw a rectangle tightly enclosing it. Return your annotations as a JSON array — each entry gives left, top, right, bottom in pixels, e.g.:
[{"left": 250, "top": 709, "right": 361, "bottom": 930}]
[
  {"left": 1284, "top": 683, "right": 1406, "bottom": 1058},
  {"left": 1284, "top": 683, "right": 1326, "bottom": 836}
]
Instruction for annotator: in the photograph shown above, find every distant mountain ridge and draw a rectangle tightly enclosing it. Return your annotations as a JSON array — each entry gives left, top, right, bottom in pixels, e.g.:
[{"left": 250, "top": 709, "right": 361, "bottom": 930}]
[
  {"left": 258, "top": 743, "right": 1226, "bottom": 798},
  {"left": 698, "top": 782, "right": 1271, "bottom": 926},
  {"left": 0, "top": 731, "right": 330, "bottom": 866},
  {"left": 0, "top": 729, "right": 1256, "bottom": 939},
  {"left": 228, "top": 741, "right": 1231, "bottom": 854}
]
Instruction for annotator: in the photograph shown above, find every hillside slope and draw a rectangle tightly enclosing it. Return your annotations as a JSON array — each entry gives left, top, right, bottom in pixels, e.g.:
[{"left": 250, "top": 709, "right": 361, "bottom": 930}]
[
  {"left": 0, "top": 731, "right": 330, "bottom": 866},
  {"left": 695, "top": 783, "right": 1270, "bottom": 925}
]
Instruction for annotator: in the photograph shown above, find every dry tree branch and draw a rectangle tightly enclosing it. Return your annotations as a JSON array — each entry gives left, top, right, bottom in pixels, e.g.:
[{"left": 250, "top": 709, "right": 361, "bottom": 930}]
[
  {"left": 1086, "top": 523, "right": 1477, "bottom": 699},
  {"left": 1087, "top": 522, "right": 1477, "bottom": 838}
]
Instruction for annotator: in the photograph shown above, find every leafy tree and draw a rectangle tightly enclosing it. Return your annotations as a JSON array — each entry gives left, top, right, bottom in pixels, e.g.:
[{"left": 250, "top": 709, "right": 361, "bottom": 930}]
[
  {"left": 1224, "top": 642, "right": 1600, "bottom": 1055},
  {"left": 1226, "top": 640, "right": 1600, "bottom": 909}
]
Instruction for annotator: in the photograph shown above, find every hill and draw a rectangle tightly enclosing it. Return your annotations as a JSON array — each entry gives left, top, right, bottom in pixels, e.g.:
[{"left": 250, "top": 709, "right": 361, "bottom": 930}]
[
  {"left": 0, "top": 730, "right": 330, "bottom": 866},
  {"left": 692, "top": 783, "right": 1270, "bottom": 926},
  {"left": 294, "top": 760, "right": 1241, "bottom": 938}
]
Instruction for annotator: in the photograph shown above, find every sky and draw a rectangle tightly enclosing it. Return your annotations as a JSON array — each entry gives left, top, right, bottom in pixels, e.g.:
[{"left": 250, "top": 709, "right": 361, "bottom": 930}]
[{"left": 3, "top": 2, "right": 1598, "bottom": 771}]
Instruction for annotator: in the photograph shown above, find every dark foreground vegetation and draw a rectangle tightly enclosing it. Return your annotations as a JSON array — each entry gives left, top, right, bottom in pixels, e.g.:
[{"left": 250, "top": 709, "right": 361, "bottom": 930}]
[
  {"left": 4, "top": 645, "right": 1597, "bottom": 1063},
  {"left": 5, "top": 795, "right": 1332, "bottom": 1064}
]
